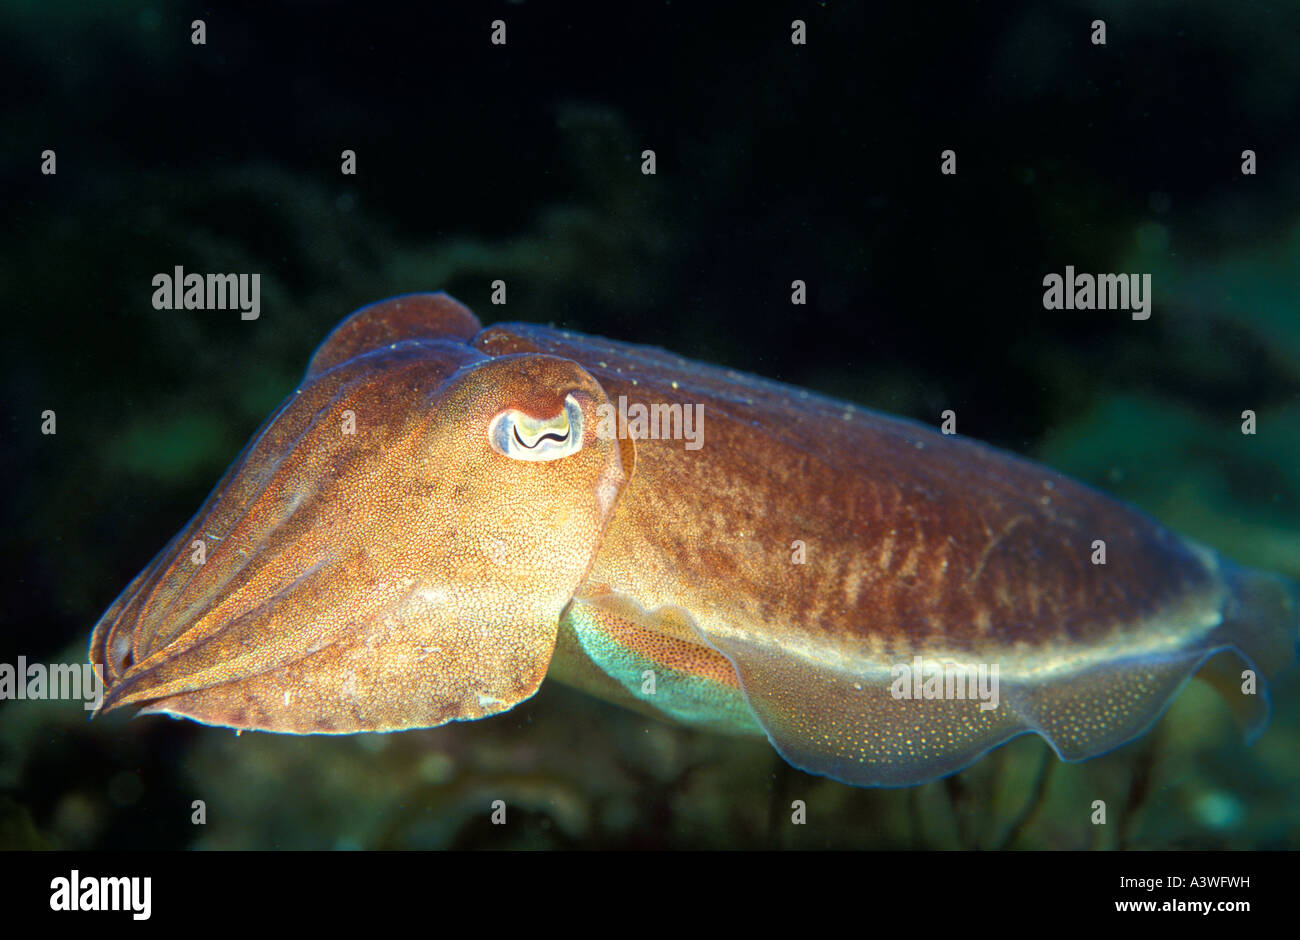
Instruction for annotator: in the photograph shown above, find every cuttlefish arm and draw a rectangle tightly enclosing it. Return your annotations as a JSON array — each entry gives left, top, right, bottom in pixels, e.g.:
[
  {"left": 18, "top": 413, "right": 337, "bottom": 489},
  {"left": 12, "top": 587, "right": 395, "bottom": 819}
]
[
  {"left": 90, "top": 294, "right": 632, "bottom": 732},
  {"left": 90, "top": 294, "right": 1298, "bottom": 789}
]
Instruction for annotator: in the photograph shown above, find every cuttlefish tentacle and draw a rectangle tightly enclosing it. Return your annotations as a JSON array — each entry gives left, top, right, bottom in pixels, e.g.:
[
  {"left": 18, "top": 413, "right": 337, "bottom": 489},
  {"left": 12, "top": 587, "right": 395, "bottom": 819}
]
[{"left": 89, "top": 292, "right": 1298, "bottom": 787}]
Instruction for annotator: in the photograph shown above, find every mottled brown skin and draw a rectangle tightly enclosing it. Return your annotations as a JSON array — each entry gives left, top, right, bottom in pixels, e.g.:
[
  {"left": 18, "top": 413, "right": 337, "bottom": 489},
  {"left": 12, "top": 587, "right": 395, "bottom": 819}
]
[
  {"left": 478, "top": 323, "right": 1223, "bottom": 662},
  {"left": 90, "top": 293, "right": 1297, "bottom": 785},
  {"left": 92, "top": 295, "right": 632, "bottom": 732}
]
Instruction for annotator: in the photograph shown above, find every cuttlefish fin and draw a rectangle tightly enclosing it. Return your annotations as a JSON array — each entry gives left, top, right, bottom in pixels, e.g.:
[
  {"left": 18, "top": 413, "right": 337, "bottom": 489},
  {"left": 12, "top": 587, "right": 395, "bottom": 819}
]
[
  {"left": 1192, "top": 652, "right": 1272, "bottom": 741},
  {"left": 693, "top": 631, "right": 1030, "bottom": 787},
  {"left": 691, "top": 560, "right": 1296, "bottom": 786},
  {"left": 1187, "top": 560, "right": 1299, "bottom": 741}
]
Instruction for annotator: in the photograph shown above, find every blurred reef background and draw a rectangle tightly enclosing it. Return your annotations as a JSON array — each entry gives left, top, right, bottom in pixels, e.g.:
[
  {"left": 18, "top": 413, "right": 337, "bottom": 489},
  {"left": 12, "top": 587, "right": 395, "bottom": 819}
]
[{"left": 1, "top": 0, "right": 1298, "bottom": 849}]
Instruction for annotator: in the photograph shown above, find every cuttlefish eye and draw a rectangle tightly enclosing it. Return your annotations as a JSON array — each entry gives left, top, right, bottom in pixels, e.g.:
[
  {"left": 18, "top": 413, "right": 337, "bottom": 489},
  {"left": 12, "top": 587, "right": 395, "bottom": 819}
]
[{"left": 488, "top": 393, "right": 585, "bottom": 461}]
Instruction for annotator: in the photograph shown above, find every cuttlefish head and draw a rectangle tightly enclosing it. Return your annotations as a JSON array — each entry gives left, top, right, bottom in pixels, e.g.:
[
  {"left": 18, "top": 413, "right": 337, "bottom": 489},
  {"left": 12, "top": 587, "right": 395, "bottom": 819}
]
[{"left": 89, "top": 294, "right": 633, "bottom": 732}]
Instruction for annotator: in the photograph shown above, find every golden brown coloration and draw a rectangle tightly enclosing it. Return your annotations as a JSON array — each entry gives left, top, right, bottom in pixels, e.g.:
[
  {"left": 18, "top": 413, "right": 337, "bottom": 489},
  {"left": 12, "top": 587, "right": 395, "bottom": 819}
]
[
  {"left": 92, "top": 295, "right": 631, "bottom": 732},
  {"left": 90, "top": 293, "right": 1298, "bottom": 786}
]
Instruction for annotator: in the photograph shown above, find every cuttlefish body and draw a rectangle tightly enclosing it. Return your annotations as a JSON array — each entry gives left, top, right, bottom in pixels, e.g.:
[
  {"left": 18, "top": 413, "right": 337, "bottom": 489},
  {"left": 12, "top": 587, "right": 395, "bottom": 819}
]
[{"left": 90, "top": 293, "right": 1298, "bottom": 786}]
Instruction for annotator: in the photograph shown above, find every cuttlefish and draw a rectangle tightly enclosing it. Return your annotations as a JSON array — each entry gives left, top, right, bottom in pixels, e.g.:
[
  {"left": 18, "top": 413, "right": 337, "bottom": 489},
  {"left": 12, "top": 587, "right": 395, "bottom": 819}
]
[{"left": 89, "top": 293, "right": 1298, "bottom": 786}]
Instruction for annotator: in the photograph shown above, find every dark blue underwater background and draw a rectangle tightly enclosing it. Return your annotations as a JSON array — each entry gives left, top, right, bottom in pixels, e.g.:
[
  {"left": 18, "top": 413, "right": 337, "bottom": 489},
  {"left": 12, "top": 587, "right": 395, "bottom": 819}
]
[{"left": 1, "top": 0, "right": 1297, "bottom": 849}]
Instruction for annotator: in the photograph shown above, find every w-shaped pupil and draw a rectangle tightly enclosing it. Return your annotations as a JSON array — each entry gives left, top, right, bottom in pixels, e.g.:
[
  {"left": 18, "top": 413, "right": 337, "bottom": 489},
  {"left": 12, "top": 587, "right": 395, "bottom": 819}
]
[{"left": 514, "top": 426, "right": 570, "bottom": 449}]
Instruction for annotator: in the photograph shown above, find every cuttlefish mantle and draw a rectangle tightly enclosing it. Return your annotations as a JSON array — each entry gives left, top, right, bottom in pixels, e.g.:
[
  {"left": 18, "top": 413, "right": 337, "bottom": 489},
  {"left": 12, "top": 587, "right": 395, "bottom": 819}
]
[{"left": 89, "top": 293, "right": 1299, "bottom": 787}]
